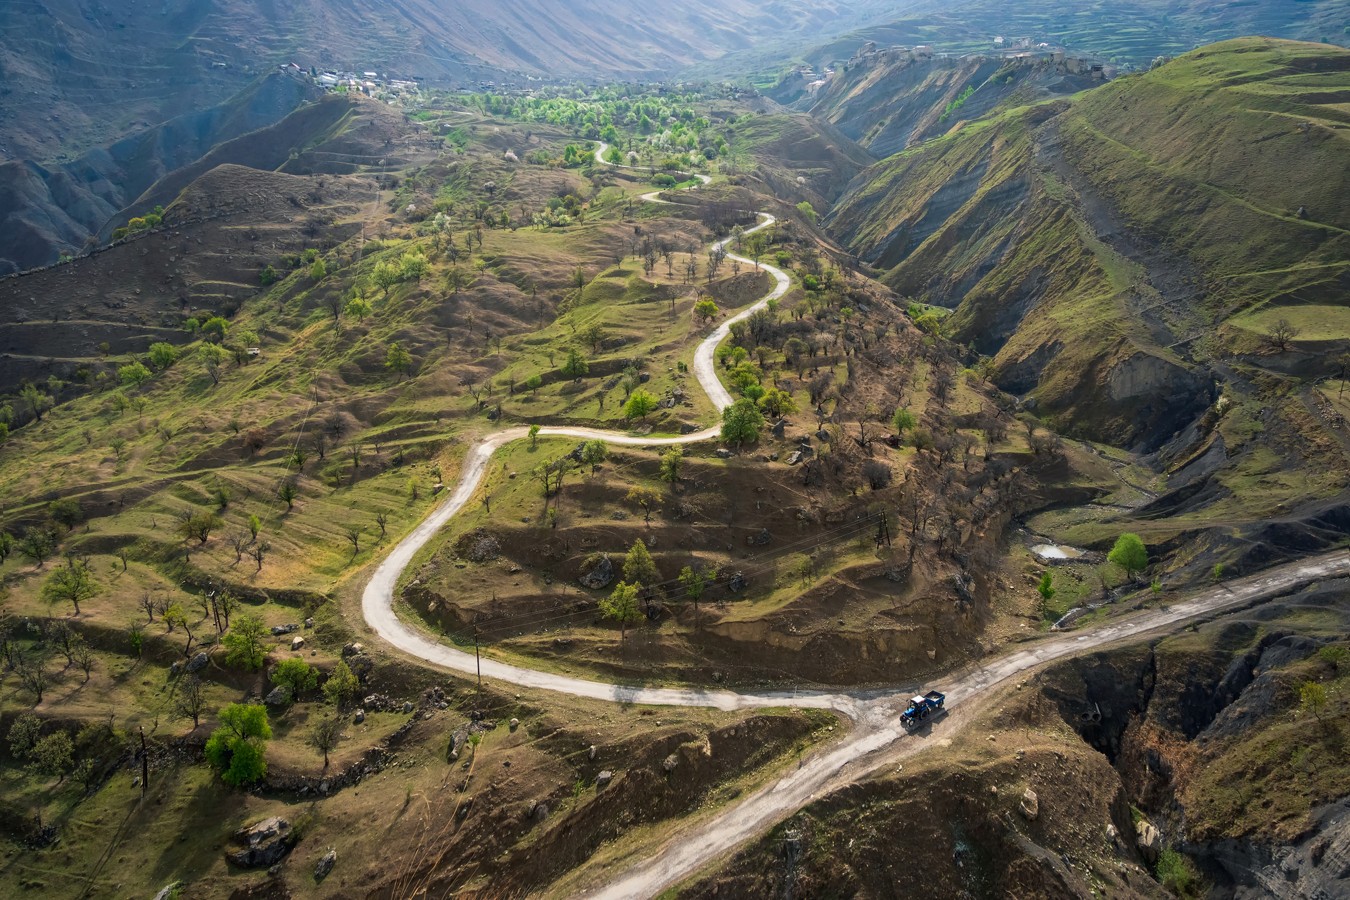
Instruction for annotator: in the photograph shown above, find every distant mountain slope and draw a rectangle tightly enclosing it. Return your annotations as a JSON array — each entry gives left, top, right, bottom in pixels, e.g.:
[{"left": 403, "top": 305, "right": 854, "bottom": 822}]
[
  {"left": 798, "top": 0, "right": 1350, "bottom": 71},
  {"left": 0, "top": 73, "right": 322, "bottom": 275},
  {"left": 784, "top": 50, "right": 1103, "bottom": 157},
  {"left": 0, "top": 0, "right": 891, "bottom": 162},
  {"left": 828, "top": 38, "right": 1350, "bottom": 448}
]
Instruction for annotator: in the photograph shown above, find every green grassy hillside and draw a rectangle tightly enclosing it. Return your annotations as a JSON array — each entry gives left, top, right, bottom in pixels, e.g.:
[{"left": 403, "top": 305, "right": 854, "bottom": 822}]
[{"left": 830, "top": 39, "right": 1349, "bottom": 445}]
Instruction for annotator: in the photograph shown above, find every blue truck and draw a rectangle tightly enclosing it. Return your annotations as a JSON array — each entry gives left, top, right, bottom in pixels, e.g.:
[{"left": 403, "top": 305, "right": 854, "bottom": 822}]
[{"left": 900, "top": 690, "right": 945, "bottom": 727}]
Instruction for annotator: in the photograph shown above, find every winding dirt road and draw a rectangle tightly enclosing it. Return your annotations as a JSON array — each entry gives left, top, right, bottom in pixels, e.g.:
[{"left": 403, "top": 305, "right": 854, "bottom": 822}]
[{"left": 359, "top": 145, "right": 1350, "bottom": 898}]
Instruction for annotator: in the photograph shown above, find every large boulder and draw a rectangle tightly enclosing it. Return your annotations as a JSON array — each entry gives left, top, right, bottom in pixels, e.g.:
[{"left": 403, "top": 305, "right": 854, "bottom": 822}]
[
  {"left": 185, "top": 652, "right": 210, "bottom": 674},
  {"left": 579, "top": 554, "right": 614, "bottom": 590},
  {"left": 314, "top": 848, "right": 337, "bottom": 881},
  {"left": 1136, "top": 819, "right": 1162, "bottom": 864},
  {"left": 228, "top": 817, "right": 292, "bottom": 869},
  {"left": 1018, "top": 787, "right": 1039, "bottom": 821},
  {"left": 264, "top": 686, "right": 292, "bottom": 707}
]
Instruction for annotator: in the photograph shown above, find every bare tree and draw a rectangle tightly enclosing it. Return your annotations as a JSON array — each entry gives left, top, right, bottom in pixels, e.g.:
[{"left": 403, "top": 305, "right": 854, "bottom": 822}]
[
  {"left": 173, "top": 674, "right": 207, "bottom": 728},
  {"left": 1266, "top": 317, "right": 1301, "bottom": 352},
  {"left": 310, "top": 716, "right": 344, "bottom": 768}
]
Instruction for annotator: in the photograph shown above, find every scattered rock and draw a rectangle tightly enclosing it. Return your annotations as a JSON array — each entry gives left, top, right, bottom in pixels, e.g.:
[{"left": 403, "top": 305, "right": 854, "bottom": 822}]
[
  {"left": 342, "top": 642, "right": 364, "bottom": 657},
  {"left": 228, "top": 816, "right": 292, "bottom": 869},
  {"left": 169, "top": 660, "right": 185, "bottom": 677},
  {"left": 728, "top": 572, "right": 749, "bottom": 593},
  {"left": 353, "top": 709, "right": 366, "bottom": 724},
  {"left": 185, "top": 652, "right": 210, "bottom": 673},
  {"left": 638, "top": 371, "right": 651, "bottom": 383},
  {"left": 509, "top": 718, "right": 520, "bottom": 731},
  {"left": 596, "top": 770, "right": 614, "bottom": 789},
  {"left": 152, "top": 883, "right": 182, "bottom": 900},
  {"left": 771, "top": 418, "right": 787, "bottom": 438},
  {"left": 532, "top": 802, "right": 549, "bottom": 822},
  {"left": 786, "top": 450, "right": 805, "bottom": 466},
  {"left": 662, "top": 753, "right": 679, "bottom": 773},
  {"left": 271, "top": 623, "right": 300, "bottom": 636},
  {"left": 587, "top": 744, "right": 598, "bottom": 761},
  {"left": 402, "top": 701, "right": 414, "bottom": 714},
  {"left": 458, "top": 529, "right": 501, "bottom": 562},
  {"left": 449, "top": 728, "right": 469, "bottom": 760},
  {"left": 714, "top": 448, "right": 733, "bottom": 459},
  {"left": 1019, "top": 788, "right": 1039, "bottom": 821},
  {"left": 290, "top": 636, "right": 305, "bottom": 651},
  {"left": 579, "top": 554, "right": 615, "bottom": 590},
  {"left": 747, "top": 528, "right": 772, "bottom": 546},
  {"left": 314, "top": 848, "right": 337, "bottom": 881},
  {"left": 304, "top": 617, "right": 314, "bottom": 629}
]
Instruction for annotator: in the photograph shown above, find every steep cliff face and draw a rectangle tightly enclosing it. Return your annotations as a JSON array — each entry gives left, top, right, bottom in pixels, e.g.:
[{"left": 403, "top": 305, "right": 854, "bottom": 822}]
[{"left": 826, "top": 39, "right": 1349, "bottom": 450}]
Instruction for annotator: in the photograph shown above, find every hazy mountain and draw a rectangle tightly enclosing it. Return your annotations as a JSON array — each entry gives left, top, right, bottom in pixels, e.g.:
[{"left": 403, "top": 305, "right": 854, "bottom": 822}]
[{"left": 0, "top": 0, "right": 893, "bottom": 162}]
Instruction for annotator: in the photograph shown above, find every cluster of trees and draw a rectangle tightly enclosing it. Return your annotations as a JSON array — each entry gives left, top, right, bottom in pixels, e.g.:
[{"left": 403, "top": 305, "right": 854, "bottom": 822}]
[
  {"left": 110, "top": 205, "right": 165, "bottom": 241},
  {"left": 598, "top": 537, "right": 719, "bottom": 642}
]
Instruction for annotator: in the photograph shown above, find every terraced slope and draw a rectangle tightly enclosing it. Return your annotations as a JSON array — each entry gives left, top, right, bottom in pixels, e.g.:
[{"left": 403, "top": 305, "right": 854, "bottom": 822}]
[
  {"left": 829, "top": 38, "right": 1350, "bottom": 450},
  {"left": 800, "top": 0, "right": 1350, "bottom": 71}
]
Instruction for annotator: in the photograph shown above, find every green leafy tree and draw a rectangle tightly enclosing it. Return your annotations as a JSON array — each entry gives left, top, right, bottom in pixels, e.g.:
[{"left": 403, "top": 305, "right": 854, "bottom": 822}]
[
  {"left": 8, "top": 713, "right": 42, "bottom": 759},
  {"left": 199, "top": 342, "right": 228, "bottom": 385},
  {"left": 678, "top": 565, "right": 709, "bottom": 615},
  {"left": 147, "top": 342, "right": 178, "bottom": 370},
  {"left": 528, "top": 423, "right": 541, "bottom": 449},
  {"left": 201, "top": 316, "right": 229, "bottom": 343},
  {"left": 119, "top": 362, "right": 153, "bottom": 388},
  {"left": 524, "top": 373, "right": 543, "bottom": 393},
  {"left": 1299, "top": 680, "right": 1328, "bottom": 726},
  {"left": 19, "top": 525, "right": 59, "bottom": 567},
  {"left": 600, "top": 581, "right": 642, "bottom": 642},
  {"left": 399, "top": 251, "right": 429, "bottom": 281},
  {"left": 623, "top": 389, "right": 657, "bottom": 421},
  {"left": 177, "top": 511, "right": 222, "bottom": 545},
  {"left": 795, "top": 201, "right": 818, "bottom": 224},
  {"left": 41, "top": 559, "right": 98, "bottom": 616},
  {"left": 893, "top": 408, "right": 916, "bottom": 434},
  {"left": 694, "top": 298, "right": 719, "bottom": 324},
  {"left": 1319, "top": 645, "right": 1349, "bottom": 671},
  {"left": 623, "top": 538, "right": 659, "bottom": 586},
  {"left": 1037, "top": 571, "right": 1056, "bottom": 606},
  {"left": 28, "top": 731, "right": 75, "bottom": 782},
  {"left": 271, "top": 658, "right": 318, "bottom": 698},
  {"left": 720, "top": 397, "right": 764, "bottom": 449},
  {"left": 1107, "top": 533, "right": 1149, "bottom": 581},
  {"left": 205, "top": 703, "right": 271, "bottom": 786},
  {"left": 385, "top": 342, "right": 414, "bottom": 378},
  {"left": 248, "top": 514, "right": 262, "bottom": 541},
  {"left": 659, "top": 447, "right": 683, "bottom": 484},
  {"left": 371, "top": 261, "right": 400, "bottom": 299},
  {"left": 20, "top": 383, "right": 51, "bottom": 422},
  {"left": 580, "top": 439, "right": 608, "bottom": 474},
  {"left": 48, "top": 497, "right": 84, "bottom": 530},
  {"left": 309, "top": 257, "right": 328, "bottom": 281},
  {"left": 560, "top": 348, "right": 589, "bottom": 378},
  {"left": 757, "top": 387, "right": 797, "bottom": 418},
  {"left": 323, "top": 659, "right": 360, "bottom": 709},
  {"left": 222, "top": 613, "right": 268, "bottom": 670},
  {"left": 346, "top": 295, "right": 372, "bottom": 322},
  {"left": 259, "top": 264, "right": 278, "bottom": 286}
]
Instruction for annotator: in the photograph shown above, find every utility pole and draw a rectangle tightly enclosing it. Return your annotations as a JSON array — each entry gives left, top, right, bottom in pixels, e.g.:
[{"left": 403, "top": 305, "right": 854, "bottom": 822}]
[
  {"left": 473, "top": 630, "right": 482, "bottom": 689},
  {"left": 138, "top": 727, "right": 148, "bottom": 798}
]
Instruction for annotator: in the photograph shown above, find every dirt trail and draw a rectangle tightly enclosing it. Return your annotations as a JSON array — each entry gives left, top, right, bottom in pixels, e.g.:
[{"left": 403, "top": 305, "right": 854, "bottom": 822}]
[{"left": 358, "top": 146, "right": 1350, "bottom": 899}]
